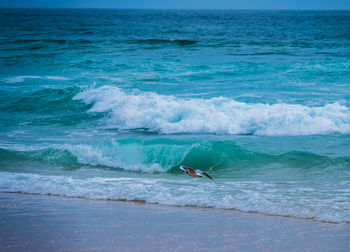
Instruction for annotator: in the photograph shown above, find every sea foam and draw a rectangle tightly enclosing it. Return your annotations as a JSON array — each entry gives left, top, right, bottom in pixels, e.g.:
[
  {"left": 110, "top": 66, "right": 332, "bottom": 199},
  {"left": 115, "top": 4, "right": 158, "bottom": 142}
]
[
  {"left": 75, "top": 86, "right": 350, "bottom": 136},
  {"left": 4, "top": 75, "right": 70, "bottom": 84},
  {"left": 1, "top": 172, "right": 349, "bottom": 223}
]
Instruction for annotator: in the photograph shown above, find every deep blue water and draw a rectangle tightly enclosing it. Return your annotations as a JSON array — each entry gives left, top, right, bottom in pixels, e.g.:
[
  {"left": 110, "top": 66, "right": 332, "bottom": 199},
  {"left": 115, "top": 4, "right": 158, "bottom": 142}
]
[{"left": 0, "top": 9, "right": 350, "bottom": 222}]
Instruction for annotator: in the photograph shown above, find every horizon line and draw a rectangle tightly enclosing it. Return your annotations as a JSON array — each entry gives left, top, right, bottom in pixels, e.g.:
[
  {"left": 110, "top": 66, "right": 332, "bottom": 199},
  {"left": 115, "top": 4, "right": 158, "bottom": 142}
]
[{"left": 1, "top": 7, "right": 350, "bottom": 11}]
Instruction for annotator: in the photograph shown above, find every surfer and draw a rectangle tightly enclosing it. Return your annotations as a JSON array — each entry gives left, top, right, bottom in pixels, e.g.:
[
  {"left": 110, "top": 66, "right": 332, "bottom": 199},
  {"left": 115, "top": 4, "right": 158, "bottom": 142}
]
[{"left": 180, "top": 165, "right": 214, "bottom": 181}]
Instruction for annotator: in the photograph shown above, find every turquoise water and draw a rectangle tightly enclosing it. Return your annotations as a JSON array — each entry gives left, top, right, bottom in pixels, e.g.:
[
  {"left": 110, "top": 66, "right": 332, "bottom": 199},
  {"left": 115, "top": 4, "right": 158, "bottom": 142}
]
[{"left": 0, "top": 9, "right": 350, "bottom": 222}]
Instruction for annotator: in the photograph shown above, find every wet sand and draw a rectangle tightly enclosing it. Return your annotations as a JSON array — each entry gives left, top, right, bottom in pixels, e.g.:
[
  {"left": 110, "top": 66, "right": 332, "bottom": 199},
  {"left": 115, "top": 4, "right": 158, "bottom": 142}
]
[{"left": 0, "top": 192, "right": 349, "bottom": 251}]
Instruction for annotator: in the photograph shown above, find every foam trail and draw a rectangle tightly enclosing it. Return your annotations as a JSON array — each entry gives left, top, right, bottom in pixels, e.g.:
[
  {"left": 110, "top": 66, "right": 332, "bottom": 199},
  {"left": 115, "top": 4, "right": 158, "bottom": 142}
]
[
  {"left": 4, "top": 76, "right": 70, "bottom": 83},
  {"left": 74, "top": 86, "right": 350, "bottom": 136},
  {"left": 0, "top": 172, "right": 349, "bottom": 223}
]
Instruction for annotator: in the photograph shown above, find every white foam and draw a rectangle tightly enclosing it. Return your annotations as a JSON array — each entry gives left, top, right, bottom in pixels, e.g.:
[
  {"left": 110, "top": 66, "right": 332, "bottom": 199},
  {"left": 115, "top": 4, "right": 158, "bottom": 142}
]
[
  {"left": 0, "top": 172, "right": 349, "bottom": 223},
  {"left": 74, "top": 85, "right": 350, "bottom": 136},
  {"left": 4, "top": 76, "right": 70, "bottom": 83}
]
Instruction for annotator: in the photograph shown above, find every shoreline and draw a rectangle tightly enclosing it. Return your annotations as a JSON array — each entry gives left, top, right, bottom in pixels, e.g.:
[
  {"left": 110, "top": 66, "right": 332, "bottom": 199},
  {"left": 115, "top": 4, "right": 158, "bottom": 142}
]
[
  {"left": 1, "top": 192, "right": 349, "bottom": 251},
  {"left": 3, "top": 191, "right": 346, "bottom": 225}
]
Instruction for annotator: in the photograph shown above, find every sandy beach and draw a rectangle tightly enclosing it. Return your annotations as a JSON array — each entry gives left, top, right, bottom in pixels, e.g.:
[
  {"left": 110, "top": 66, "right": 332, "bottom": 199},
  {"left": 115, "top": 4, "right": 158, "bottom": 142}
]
[{"left": 0, "top": 192, "right": 349, "bottom": 252}]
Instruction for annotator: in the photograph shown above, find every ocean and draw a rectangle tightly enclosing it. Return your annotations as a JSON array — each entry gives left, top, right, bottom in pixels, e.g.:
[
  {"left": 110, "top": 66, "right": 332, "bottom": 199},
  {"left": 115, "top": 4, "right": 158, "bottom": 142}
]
[{"left": 0, "top": 9, "right": 349, "bottom": 223}]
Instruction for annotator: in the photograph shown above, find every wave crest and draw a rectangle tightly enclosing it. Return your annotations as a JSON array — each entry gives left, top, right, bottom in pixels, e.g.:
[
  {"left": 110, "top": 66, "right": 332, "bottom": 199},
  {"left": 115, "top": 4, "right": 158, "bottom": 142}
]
[
  {"left": 1, "top": 139, "right": 348, "bottom": 173},
  {"left": 136, "top": 39, "right": 197, "bottom": 46},
  {"left": 75, "top": 86, "right": 350, "bottom": 136}
]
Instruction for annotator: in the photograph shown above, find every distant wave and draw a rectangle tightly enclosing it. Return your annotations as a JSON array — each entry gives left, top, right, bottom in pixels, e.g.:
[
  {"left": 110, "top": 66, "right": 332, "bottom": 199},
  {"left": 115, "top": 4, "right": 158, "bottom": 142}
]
[
  {"left": 6, "top": 38, "right": 197, "bottom": 47},
  {"left": 135, "top": 39, "right": 197, "bottom": 46},
  {"left": 75, "top": 86, "right": 350, "bottom": 136},
  {"left": 0, "top": 87, "right": 87, "bottom": 116},
  {"left": 3, "top": 75, "right": 70, "bottom": 84},
  {"left": 10, "top": 38, "right": 95, "bottom": 44},
  {"left": 0, "top": 38, "right": 98, "bottom": 50}
]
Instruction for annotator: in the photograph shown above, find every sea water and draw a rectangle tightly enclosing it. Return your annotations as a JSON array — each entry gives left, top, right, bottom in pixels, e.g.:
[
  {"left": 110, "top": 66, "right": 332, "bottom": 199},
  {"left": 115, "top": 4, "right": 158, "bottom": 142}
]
[{"left": 0, "top": 9, "right": 349, "bottom": 223}]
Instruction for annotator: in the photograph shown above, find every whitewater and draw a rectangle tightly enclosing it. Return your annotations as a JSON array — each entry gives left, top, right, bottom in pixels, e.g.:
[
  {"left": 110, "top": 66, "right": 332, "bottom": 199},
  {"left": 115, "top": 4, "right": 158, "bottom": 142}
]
[{"left": 75, "top": 85, "right": 350, "bottom": 136}]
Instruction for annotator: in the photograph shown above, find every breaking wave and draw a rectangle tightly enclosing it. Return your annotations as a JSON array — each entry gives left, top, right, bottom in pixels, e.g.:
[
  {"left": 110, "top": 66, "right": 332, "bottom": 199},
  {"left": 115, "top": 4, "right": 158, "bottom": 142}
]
[
  {"left": 75, "top": 86, "right": 350, "bottom": 136},
  {"left": 1, "top": 138, "right": 349, "bottom": 173}
]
